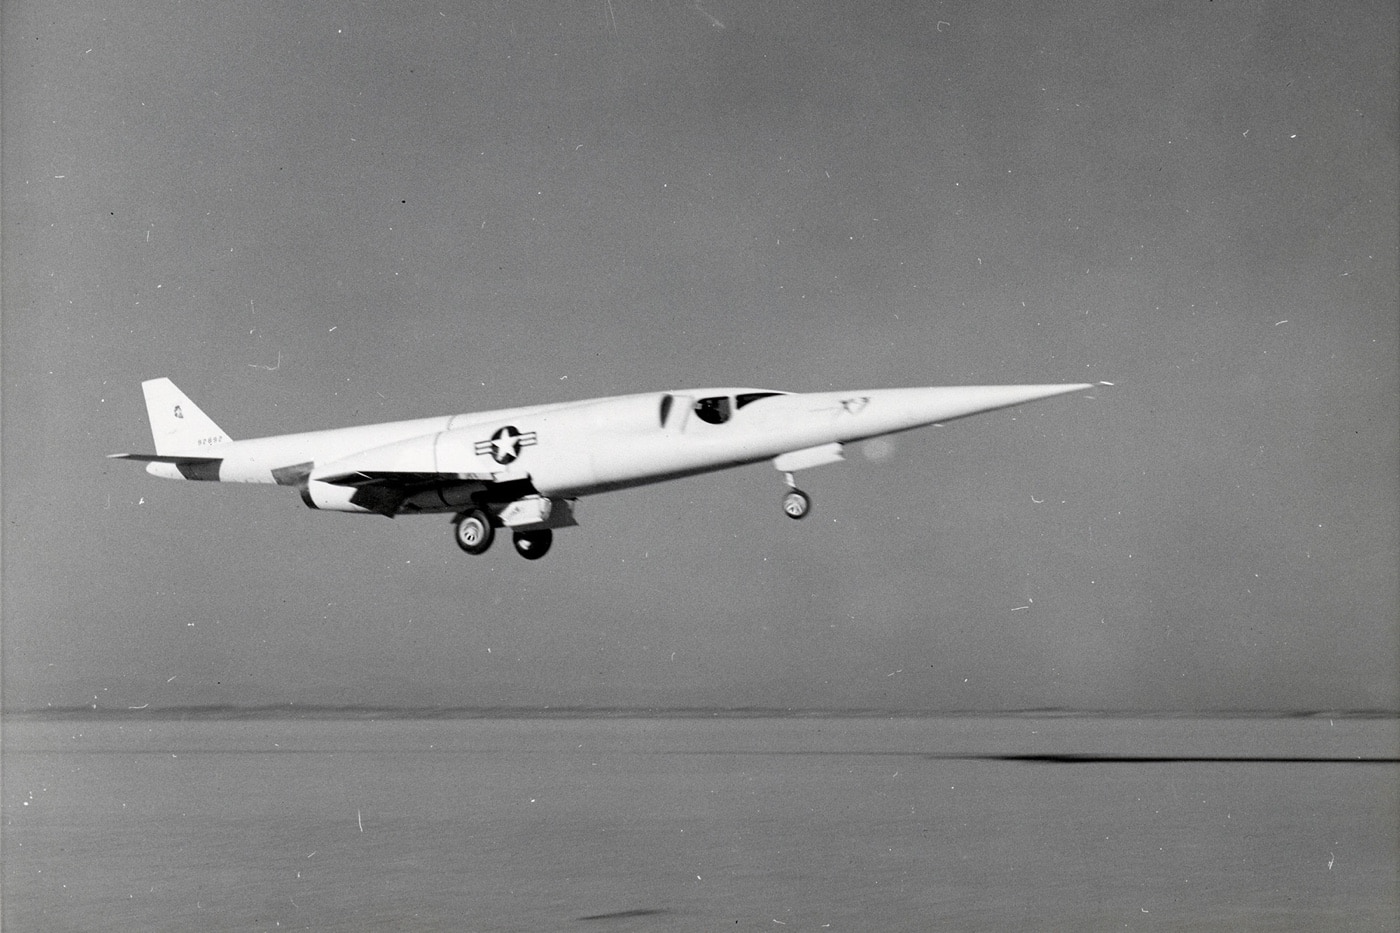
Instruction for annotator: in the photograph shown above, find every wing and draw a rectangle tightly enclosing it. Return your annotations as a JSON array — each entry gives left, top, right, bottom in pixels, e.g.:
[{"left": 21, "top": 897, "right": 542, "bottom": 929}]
[{"left": 313, "top": 469, "right": 529, "bottom": 516}]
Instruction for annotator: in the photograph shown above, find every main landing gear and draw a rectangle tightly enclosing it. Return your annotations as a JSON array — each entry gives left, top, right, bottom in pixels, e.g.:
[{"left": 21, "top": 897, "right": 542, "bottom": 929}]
[
  {"left": 511, "top": 529, "right": 552, "bottom": 560},
  {"left": 453, "top": 509, "right": 553, "bottom": 560},
  {"left": 781, "top": 472, "right": 811, "bottom": 520},
  {"left": 454, "top": 508, "right": 494, "bottom": 554}
]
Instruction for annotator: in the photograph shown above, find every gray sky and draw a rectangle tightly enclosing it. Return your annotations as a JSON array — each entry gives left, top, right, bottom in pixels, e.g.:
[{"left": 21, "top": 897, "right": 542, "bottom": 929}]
[{"left": 4, "top": 1, "right": 1396, "bottom": 712}]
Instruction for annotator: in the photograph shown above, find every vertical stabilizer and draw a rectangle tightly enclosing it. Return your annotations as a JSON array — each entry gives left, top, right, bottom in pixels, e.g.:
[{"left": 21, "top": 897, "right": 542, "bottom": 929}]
[{"left": 141, "top": 378, "right": 231, "bottom": 454}]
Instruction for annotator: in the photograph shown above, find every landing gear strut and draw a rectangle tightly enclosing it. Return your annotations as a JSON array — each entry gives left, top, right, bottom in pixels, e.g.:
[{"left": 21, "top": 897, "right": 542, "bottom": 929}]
[
  {"left": 512, "top": 529, "right": 553, "bottom": 560},
  {"left": 781, "top": 472, "right": 811, "bottom": 519}
]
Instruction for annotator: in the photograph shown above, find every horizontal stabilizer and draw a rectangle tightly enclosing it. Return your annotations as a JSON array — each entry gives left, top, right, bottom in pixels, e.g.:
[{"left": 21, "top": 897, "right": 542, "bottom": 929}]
[
  {"left": 108, "top": 453, "right": 222, "bottom": 481},
  {"left": 107, "top": 453, "right": 222, "bottom": 465}
]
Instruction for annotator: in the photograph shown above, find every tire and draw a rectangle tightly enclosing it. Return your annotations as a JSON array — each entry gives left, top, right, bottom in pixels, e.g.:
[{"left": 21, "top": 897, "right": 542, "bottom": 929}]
[
  {"left": 454, "top": 509, "right": 495, "bottom": 555},
  {"left": 782, "top": 489, "right": 811, "bottom": 520},
  {"left": 512, "top": 529, "right": 553, "bottom": 560}
]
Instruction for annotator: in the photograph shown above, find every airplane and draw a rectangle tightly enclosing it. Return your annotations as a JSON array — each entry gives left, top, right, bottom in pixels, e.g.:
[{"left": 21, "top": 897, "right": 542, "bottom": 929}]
[{"left": 110, "top": 378, "right": 1092, "bottom": 560}]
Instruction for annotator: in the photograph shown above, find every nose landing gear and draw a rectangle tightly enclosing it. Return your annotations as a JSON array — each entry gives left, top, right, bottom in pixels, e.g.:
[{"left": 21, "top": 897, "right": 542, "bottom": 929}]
[{"left": 781, "top": 472, "right": 811, "bottom": 519}]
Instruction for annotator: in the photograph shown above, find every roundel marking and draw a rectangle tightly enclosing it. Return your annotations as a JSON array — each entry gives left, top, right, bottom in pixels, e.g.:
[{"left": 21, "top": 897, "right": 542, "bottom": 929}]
[{"left": 474, "top": 425, "right": 538, "bottom": 465}]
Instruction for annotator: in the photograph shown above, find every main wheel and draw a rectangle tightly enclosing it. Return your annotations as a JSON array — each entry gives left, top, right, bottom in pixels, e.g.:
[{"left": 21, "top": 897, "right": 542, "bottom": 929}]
[
  {"left": 454, "top": 509, "right": 495, "bottom": 555},
  {"left": 782, "top": 489, "right": 811, "bottom": 520},
  {"left": 512, "top": 529, "right": 553, "bottom": 560}
]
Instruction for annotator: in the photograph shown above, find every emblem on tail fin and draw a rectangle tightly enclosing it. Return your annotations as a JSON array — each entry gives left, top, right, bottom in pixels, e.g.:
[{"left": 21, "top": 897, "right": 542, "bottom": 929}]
[{"left": 138, "top": 378, "right": 231, "bottom": 455}]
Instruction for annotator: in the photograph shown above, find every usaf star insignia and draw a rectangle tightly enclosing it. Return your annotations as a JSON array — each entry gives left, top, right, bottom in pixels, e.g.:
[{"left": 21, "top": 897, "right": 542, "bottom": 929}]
[{"left": 475, "top": 425, "right": 537, "bottom": 465}]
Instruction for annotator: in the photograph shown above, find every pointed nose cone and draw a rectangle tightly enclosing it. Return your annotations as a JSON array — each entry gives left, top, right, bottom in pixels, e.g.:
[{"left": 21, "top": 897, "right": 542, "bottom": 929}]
[
  {"left": 830, "top": 383, "right": 1092, "bottom": 439},
  {"left": 887, "top": 383, "right": 1093, "bottom": 426},
  {"left": 949, "top": 383, "right": 1095, "bottom": 414}
]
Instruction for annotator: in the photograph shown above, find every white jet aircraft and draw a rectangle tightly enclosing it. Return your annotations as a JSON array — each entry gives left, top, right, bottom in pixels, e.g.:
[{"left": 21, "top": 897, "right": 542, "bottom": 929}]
[{"left": 111, "top": 378, "right": 1091, "bottom": 560}]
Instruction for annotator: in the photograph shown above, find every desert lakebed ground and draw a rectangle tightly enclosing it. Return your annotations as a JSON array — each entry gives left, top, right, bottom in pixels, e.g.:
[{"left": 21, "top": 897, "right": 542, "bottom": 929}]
[{"left": 4, "top": 712, "right": 1396, "bottom": 932}]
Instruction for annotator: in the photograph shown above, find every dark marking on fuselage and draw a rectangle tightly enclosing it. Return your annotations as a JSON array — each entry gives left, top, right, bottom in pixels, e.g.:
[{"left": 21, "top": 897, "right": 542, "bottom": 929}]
[
  {"left": 175, "top": 459, "right": 222, "bottom": 482},
  {"left": 272, "top": 462, "right": 314, "bottom": 487}
]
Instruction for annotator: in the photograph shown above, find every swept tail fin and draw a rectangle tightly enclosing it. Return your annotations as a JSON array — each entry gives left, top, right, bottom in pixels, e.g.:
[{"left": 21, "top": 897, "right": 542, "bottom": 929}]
[{"left": 140, "top": 378, "right": 231, "bottom": 455}]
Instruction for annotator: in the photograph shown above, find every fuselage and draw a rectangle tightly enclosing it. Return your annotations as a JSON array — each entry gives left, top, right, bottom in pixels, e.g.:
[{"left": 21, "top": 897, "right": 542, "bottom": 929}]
[
  {"left": 144, "top": 384, "right": 1090, "bottom": 513},
  {"left": 116, "top": 378, "right": 1093, "bottom": 558}
]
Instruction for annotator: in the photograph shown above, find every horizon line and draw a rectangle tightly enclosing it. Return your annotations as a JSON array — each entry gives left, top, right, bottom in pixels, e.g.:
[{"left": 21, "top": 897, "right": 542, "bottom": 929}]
[{"left": 5, "top": 704, "right": 1398, "bottom": 721}]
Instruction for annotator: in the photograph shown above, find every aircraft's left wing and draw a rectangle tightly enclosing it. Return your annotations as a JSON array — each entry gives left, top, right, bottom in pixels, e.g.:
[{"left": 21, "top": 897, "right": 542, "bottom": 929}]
[
  {"left": 313, "top": 469, "right": 507, "bottom": 516},
  {"left": 315, "top": 469, "right": 499, "bottom": 487}
]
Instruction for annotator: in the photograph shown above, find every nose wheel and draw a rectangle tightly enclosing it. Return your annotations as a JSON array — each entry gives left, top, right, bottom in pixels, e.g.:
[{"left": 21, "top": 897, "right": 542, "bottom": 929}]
[
  {"left": 782, "top": 489, "right": 811, "bottom": 519},
  {"left": 781, "top": 472, "right": 811, "bottom": 520}
]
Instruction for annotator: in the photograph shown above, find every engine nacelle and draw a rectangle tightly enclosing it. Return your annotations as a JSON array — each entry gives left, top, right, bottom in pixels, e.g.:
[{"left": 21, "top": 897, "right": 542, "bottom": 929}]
[{"left": 300, "top": 479, "right": 374, "bottom": 513}]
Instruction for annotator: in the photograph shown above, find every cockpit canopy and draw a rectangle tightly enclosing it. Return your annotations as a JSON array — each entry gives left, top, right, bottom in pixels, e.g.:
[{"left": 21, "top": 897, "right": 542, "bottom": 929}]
[
  {"left": 694, "top": 396, "right": 731, "bottom": 424},
  {"left": 661, "top": 391, "right": 785, "bottom": 427}
]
